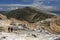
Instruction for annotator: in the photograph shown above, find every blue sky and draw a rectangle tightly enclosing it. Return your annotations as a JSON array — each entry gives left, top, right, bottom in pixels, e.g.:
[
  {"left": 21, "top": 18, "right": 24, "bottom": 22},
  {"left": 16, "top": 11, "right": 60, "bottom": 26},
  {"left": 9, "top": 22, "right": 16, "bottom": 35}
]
[
  {"left": 0, "top": 0, "right": 33, "bottom": 4},
  {"left": 0, "top": 0, "right": 60, "bottom": 11}
]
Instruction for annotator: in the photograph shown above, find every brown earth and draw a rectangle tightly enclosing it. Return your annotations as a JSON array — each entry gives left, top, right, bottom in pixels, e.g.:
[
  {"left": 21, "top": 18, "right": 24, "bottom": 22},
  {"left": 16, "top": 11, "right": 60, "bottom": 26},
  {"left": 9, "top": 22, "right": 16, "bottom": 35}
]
[
  {"left": 0, "top": 14, "right": 7, "bottom": 19},
  {"left": 0, "top": 14, "right": 60, "bottom": 34},
  {"left": 50, "top": 18, "right": 60, "bottom": 34},
  {"left": 10, "top": 18, "right": 38, "bottom": 30}
]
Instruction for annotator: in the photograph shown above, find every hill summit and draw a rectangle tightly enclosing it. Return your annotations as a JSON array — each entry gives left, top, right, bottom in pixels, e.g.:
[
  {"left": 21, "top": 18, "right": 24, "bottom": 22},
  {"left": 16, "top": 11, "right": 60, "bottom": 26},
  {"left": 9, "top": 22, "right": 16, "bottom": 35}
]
[{"left": 1, "top": 7, "right": 57, "bottom": 23}]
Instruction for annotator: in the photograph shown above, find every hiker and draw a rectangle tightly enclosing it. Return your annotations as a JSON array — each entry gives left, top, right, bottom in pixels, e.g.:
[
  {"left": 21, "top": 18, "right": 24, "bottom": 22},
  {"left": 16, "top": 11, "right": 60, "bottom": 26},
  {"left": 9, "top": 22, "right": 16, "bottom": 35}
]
[
  {"left": 8, "top": 27, "right": 10, "bottom": 32},
  {"left": 0, "top": 18, "right": 2, "bottom": 20},
  {"left": 11, "top": 27, "right": 13, "bottom": 32},
  {"left": 8, "top": 27, "right": 13, "bottom": 32}
]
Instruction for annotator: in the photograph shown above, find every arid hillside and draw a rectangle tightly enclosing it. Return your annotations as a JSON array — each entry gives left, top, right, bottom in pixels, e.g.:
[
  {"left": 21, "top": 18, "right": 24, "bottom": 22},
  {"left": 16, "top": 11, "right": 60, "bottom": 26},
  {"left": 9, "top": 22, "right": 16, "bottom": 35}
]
[
  {"left": 0, "top": 7, "right": 59, "bottom": 34},
  {"left": 1, "top": 7, "right": 57, "bottom": 23}
]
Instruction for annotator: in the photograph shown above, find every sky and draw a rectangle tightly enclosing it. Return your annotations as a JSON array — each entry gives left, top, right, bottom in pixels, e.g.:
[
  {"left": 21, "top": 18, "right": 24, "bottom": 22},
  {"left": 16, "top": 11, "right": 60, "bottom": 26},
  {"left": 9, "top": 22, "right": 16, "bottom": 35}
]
[
  {"left": 0, "top": 0, "right": 33, "bottom": 4},
  {"left": 0, "top": 0, "right": 60, "bottom": 12}
]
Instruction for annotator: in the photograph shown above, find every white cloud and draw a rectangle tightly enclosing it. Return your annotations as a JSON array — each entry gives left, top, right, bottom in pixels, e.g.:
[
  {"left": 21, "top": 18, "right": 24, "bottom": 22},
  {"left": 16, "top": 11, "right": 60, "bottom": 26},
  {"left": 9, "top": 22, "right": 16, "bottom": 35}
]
[
  {"left": 0, "top": 7, "right": 18, "bottom": 11},
  {"left": 0, "top": 7, "right": 20, "bottom": 11},
  {"left": 0, "top": 0, "right": 60, "bottom": 11},
  {"left": 0, "top": 8, "right": 3, "bottom": 10},
  {"left": 7, "top": 7, "right": 18, "bottom": 10},
  {"left": 0, "top": 4, "right": 33, "bottom": 11},
  {"left": 39, "top": 6, "right": 57, "bottom": 10},
  {"left": 32, "top": 0, "right": 60, "bottom": 11},
  {"left": 0, "top": 4, "right": 32, "bottom": 6},
  {"left": 32, "top": 5, "right": 58, "bottom": 11},
  {"left": 0, "top": 8, "right": 4, "bottom": 11}
]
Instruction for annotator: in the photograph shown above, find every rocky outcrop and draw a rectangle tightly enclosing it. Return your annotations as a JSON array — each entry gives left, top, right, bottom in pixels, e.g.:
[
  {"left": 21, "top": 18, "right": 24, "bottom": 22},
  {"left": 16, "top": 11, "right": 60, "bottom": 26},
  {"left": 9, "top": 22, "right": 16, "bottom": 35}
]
[
  {"left": 0, "top": 14, "right": 60, "bottom": 34},
  {"left": 0, "top": 14, "right": 7, "bottom": 19},
  {"left": 0, "top": 19, "right": 12, "bottom": 32},
  {"left": 50, "top": 18, "right": 60, "bottom": 34},
  {"left": 10, "top": 18, "right": 39, "bottom": 30}
]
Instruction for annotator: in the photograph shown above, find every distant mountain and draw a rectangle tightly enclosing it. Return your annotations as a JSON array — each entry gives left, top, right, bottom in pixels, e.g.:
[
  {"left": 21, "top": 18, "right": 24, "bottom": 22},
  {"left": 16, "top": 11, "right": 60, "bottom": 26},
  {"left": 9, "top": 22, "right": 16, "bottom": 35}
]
[{"left": 1, "top": 7, "right": 57, "bottom": 23}]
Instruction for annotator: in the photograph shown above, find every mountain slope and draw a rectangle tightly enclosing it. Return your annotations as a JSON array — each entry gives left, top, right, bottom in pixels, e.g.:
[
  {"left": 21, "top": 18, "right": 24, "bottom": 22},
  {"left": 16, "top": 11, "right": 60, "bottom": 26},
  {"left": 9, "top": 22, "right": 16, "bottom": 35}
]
[{"left": 1, "top": 7, "right": 57, "bottom": 23}]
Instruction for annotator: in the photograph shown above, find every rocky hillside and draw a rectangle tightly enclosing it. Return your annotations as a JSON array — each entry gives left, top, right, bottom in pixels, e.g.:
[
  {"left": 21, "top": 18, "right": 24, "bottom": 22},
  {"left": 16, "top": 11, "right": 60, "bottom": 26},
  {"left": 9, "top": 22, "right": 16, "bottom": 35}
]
[
  {"left": 1, "top": 7, "right": 57, "bottom": 23},
  {"left": 0, "top": 14, "right": 7, "bottom": 19}
]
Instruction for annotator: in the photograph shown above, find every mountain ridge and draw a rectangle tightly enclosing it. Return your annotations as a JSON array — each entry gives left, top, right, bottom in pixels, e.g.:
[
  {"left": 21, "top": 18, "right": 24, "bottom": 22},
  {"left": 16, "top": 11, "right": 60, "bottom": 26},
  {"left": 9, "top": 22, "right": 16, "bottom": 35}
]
[{"left": 0, "top": 7, "right": 58, "bottom": 23}]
